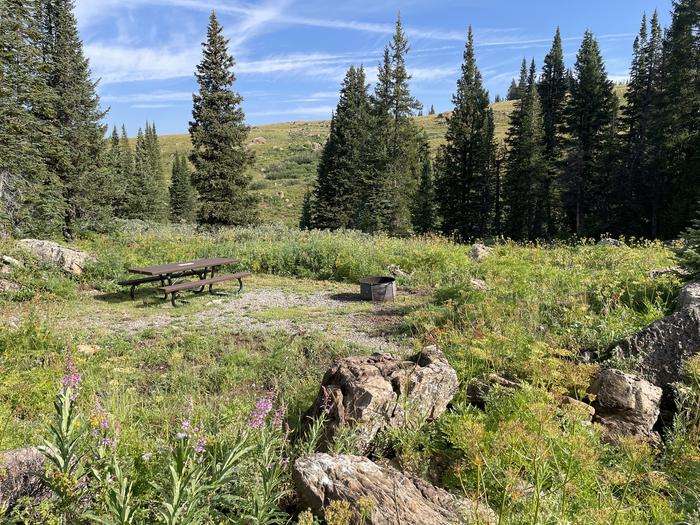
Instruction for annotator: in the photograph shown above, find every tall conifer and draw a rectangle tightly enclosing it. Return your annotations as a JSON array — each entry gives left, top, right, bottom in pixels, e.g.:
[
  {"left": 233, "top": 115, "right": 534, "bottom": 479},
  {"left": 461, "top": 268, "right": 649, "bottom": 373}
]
[
  {"left": 169, "top": 152, "right": 197, "bottom": 223},
  {"left": 189, "top": 11, "right": 256, "bottom": 225}
]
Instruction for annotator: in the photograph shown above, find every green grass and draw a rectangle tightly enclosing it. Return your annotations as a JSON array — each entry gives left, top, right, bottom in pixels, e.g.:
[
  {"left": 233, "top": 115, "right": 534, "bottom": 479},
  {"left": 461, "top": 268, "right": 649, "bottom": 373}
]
[{"left": 3, "top": 221, "right": 698, "bottom": 523}]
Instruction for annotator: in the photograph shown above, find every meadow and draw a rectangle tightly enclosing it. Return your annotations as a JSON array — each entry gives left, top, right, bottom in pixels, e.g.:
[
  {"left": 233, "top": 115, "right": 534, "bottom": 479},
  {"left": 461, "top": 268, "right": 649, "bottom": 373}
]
[{"left": 2, "top": 223, "right": 699, "bottom": 523}]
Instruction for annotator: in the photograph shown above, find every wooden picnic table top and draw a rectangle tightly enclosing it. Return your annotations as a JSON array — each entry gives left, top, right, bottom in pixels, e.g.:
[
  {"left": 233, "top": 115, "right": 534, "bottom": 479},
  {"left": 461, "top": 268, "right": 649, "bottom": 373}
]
[{"left": 129, "top": 257, "right": 239, "bottom": 276}]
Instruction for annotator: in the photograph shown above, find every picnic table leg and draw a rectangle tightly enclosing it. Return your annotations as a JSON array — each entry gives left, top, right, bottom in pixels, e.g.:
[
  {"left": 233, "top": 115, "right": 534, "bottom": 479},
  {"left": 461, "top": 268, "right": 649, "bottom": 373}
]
[{"left": 193, "top": 269, "right": 207, "bottom": 294}]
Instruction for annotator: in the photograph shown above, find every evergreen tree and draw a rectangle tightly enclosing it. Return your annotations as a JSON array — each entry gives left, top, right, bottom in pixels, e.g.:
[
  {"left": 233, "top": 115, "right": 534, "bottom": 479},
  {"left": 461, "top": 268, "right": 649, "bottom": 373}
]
[
  {"left": 125, "top": 124, "right": 167, "bottom": 222},
  {"left": 561, "top": 30, "right": 616, "bottom": 236},
  {"left": 506, "top": 78, "right": 519, "bottom": 100},
  {"left": 679, "top": 203, "right": 700, "bottom": 277},
  {"left": 538, "top": 27, "right": 568, "bottom": 235},
  {"left": 299, "top": 189, "right": 313, "bottom": 230},
  {"left": 311, "top": 65, "right": 371, "bottom": 230},
  {"left": 503, "top": 59, "right": 547, "bottom": 240},
  {"left": 0, "top": 0, "right": 64, "bottom": 235},
  {"left": 411, "top": 138, "right": 437, "bottom": 234},
  {"left": 620, "top": 12, "right": 663, "bottom": 236},
  {"left": 38, "top": 0, "right": 111, "bottom": 236},
  {"left": 144, "top": 122, "right": 168, "bottom": 221},
  {"left": 435, "top": 27, "right": 496, "bottom": 240},
  {"left": 429, "top": 104, "right": 436, "bottom": 115},
  {"left": 653, "top": 0, "right": 700, "bottom": 238},
  {"left": 115, "top": 125, "right": 134, "bottom": 218},
  {"left": 189, "top": 11, "right": 256, "bottom": 225},
  {"left": 494, "top": 94, "right": 502, "bottom": 103},
  {"left": 169, "top": 151, "right": 197, "bottom": 223}
]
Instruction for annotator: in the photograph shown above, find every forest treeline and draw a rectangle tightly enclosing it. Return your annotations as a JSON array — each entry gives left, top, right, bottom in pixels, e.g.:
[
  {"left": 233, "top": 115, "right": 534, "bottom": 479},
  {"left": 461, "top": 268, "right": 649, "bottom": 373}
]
[
  {"left": 0, "top": 1, "right": 251, "bottom": 238},
  {"left": 304, "top": 2, "right": 700, "bottom": 241},
  {"left": 1, "top": 0, "right": 699, "bottom": 242}
]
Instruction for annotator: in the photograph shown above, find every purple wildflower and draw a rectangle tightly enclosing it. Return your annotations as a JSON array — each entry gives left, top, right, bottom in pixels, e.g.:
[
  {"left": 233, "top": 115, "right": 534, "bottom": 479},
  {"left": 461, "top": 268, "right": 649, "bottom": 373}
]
[
  {"left": 248, "top": 393, "right": 274, "bottom": 429},
  {"left": 195, "top": 437, "right": 206, "bottom": 454},
  {"left": 62, "top": 353, "right": 81, "bottom": 391},
  {"left": 181, "top": 420, "right": 191, "bottom": 431},
  {"left": 272, "top": 409, "right": 283, "bottom": 429}
]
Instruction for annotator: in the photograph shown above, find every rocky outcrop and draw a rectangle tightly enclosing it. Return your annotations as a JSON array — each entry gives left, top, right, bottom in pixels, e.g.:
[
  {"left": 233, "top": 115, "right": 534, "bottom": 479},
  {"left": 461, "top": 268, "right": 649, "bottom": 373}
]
[
  {"left": 18, "top": 239, "right": 93, "bottom": 275},
  {"left": 0, "top": 279, "right": 19, "bottom": 293},
  {"left": 469, "top": 243, "right": 492, "bottom": 262},
  {"left": 0, "top": 448, "right": 48, "bottom": 511},
  {"left": 293, "top": 453, "right": 495, "bottom": 525},
  {"left": 305, "top": 347, "right": 458, "bottom": 452},
  {"left": 589, "top": 369, "right": 662, "bottom": 444},
  {"left": 647, "top": 266, "right": 688, "bottom": 279},
  {"left": 609, "top": 305, "right": 700, "bottom": 410},
  {"left": 676, "top": 281, "right": 700, "bottom": 310},
  {"left": 597, "top": 238, "right": 624, "bottom": 247}
]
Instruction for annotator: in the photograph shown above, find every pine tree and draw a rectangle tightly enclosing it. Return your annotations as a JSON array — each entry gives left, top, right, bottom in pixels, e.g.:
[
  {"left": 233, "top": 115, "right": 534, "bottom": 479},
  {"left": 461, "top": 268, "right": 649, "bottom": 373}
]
[
  {"left": 494, "top": 94, "right": 502, "bottom": 103},
  {"left": 503, "top": 59, "right": 547, "bottom": 240},
  {"left": 169, "top": 152, "right": 197, "bottom": 223},
  {"left": 653, "top": 0, "right": 700, "bottom": 238},
  {"left": 298, "top": 190, "right": 313, "bottom": 230},
  {"left": 411, "top": 138, "right": 437, "bottom": 234},
  {"left": 538, "top": 27, "right": 568, "bottom": 235},
  {"left": 620, "top": 12, "right": 663, "bottom": 236},
  {"left": 189, "top": 11, "right": 256, "bottom": 226},
  {"left": 144, "top": 122, "right": 168, "bottom": 221},
  {"left": 561, "top": 30, "right": 616, "bottom": 236},
  {"left": 115, "top": 125, "right": 134, "bottom": 218},
  {"left": 507, "top": 78, "right": 519, "bottom": 100},
  {"left": 107, "top": 125, "right": 127, "bottom": 214},
  {"left": 38, "top": 0, "right": 111, "bottom": 237},
  {"left": 435, "top": 27, "right": 496, "bottom": 240},
  {"left": 312, "top": 65, "right": 371, "bottom": 230},
  {"left": 679, "top": 204, "right": 700, "bottom": 277},
  {"left": 0, "top": 0, "right": 64, "bottom": 235},
  {"left": 429, "top": 104, "right": 436, "bottom": 115}
]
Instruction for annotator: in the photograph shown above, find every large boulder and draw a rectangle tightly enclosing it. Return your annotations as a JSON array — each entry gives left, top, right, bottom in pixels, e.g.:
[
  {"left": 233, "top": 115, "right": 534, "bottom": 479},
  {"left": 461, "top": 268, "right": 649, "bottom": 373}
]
[
  {"left": 293, "top": 453, "right": 495, "bottom": 525},
  {"left": 0, "top": 448, "right": 48, "bottom": 511},
  {"left": 305, "top": 346, "right": 458, "bottom": 452},
  {"left": 676, "top": 281, "right": 700, "bottom": 310},
  {"left": 589, "top": 369, "right": 662, "bottom": 444},
  {"left": 18, "top": 239, "right": 93, "bottom": 275},
  {"left": 469, "top": 243, "right": 492, "bottom": 262},
  {"left": 609, "top": 305, "right": 700, "bottom": 411}
]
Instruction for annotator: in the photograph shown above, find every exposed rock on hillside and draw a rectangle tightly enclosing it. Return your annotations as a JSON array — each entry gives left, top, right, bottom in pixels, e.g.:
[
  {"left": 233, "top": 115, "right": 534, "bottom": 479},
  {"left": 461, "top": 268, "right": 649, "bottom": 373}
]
[
  {"left": 18, "top": 239, "right": 93, "bottom": 275},
  {"left": 0, "top": 279, "right": 19, "bottom": 293},
  {"left": 293, "top": 453, "right": 496, "bottom": 525},
  {"left": 589, "top": 369, "right": 662, "bottom": 444},
  {"left": 676, "top": 281, "right": 700, "bottom": 310},
  {"left": 609, "top": 305, "right": 700, "bottom": 409},
  {"left": 0, "top": 448, "right": 48, "bottom": 511},
  {"left": 305, "top": 346, "right": 458, "bottom": 452},
  {"left": 469, "top": 243, "right": 492, "bottom": 262},
  {"left": 597, "top": 238, "right": 625, "bottom": 247}
]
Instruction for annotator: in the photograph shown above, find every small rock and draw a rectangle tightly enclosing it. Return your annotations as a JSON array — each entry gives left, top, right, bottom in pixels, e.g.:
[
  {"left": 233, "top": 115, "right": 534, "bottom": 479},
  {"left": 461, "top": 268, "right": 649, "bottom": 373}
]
[
  {"left": 387, "top": 264, "right": 409, "bottom": 278},
  {"left": 469, "top": 278, "right": 487, "bottom": 291},
  {"left": 77, "top": 344, "right": 100, "bottom": 356},
  {"left": 557, "top": 395, "right": 595, "bottom": 420},
  {"left": 597, "top": 238, "right": 624, "bottom": 247},
  {"left": 18, "top": 239, "right": 93, "bottom": 275},
  {"left": 589, "top": 369, "right": 662, "bottom": 444},
  {"left": 1, "top": 255, "right": 22, "bottom": 268},
  {"left": 304, "top": 346, "right": 459, "bottom": 452},
  {"left": 469, "top": 243, "right": 492, "bottom": 262},
  {"left": 293, "top": 453, "right": 496, "bottom": 525},
  {"left": 648, "top": 266, "right": 688, "bottom": 279},
  {"left": 0, "top": 279, "right": 20, "bottom": 293},
  {"left": 466, "top": 373, "right": 520, "bottom": 407},
  {"left": 0, "top": 448, "right": 49, "bottom": 511},
  {"left": 249, "top": 136, "right": 266, "bottom": 145},
  {"left": 676, "top": 281, "right": 700, "bottom": 310}
]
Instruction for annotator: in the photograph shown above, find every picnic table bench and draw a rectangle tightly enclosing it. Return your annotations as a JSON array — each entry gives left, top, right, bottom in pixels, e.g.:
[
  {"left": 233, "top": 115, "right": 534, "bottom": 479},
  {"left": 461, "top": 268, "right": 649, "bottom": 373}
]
[{"left": 119, "top": 257, "right": 251, "bottom": 306}]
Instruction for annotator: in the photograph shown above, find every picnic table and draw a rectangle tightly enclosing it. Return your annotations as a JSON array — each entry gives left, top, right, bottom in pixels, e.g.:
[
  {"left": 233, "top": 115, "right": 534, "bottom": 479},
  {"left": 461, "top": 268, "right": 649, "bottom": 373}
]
[{"left": 120, "top": 257, "right": 251, "bottom": 306}]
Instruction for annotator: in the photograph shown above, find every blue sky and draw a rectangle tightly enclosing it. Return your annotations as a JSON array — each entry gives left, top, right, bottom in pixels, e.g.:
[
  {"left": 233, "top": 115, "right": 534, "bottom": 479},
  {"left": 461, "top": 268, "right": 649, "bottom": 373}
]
[{"left": 76, "top": 0, "right": 673, "bottom": 135}]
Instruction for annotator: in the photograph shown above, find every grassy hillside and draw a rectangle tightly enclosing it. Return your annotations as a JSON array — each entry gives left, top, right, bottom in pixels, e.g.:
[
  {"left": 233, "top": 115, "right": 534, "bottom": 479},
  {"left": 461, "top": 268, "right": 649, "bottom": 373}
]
[{"left": 156, "top": 86, "right": 625, "bottom": 226}]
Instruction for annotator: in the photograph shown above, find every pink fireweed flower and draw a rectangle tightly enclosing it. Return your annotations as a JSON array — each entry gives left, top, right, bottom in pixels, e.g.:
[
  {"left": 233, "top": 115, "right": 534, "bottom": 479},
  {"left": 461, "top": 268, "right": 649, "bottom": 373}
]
[
  {"left": 248, "top": 393, "right": 274, "bottom": 429},
  {"left": 272, "top": 409, "right": 283, "bottom": 430},
  {"left": 62, "top": 353, "right": 81, "bottom": 391},
  {"left": 181, "top": 420, "right": 191, "bottom": 432}
]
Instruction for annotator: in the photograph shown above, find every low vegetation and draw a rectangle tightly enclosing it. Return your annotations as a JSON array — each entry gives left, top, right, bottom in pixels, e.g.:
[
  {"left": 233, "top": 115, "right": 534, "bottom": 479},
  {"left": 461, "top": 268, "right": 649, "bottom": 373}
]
[{"left": 2, "top": 226, "right": 699, "bottom": 523}]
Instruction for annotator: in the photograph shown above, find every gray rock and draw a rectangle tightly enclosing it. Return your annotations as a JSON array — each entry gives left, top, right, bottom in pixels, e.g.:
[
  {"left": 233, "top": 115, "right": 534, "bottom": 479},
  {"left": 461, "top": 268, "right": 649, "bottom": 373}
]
[
  {"left": 1, "top": 255, "right": 22, "bottom": 268},
  {"left": 609, "top": 306, "right": 700, "bottom": 410},
  {"left": 466, "top": 373, "right": 520, "bottom": 407},
  {"left": 589, "top": 369, "right": 662, "bottom": 444},
  {"left": 305, "top": 346, "right": 458, "bottom": 452},
  {"left": 293, "top": 453, "right": 495, "bottom": 525},
  {"left": 469, "top": 278, "right": 487, "bottom": 291},
  {"left": 597, "top": 238, "right": 625, "bottom": 247},
  {"left": 18, "top": 239, "right": 93, "bottom": 275},
  {"left": 677, "top": 281, "right": 700, "bottom": 310},
  {"left": 647, "top": 266, "right": 688, "bottom": 279},
  {"left": 0, "top": 448, "right": 48, "bottom": 511},
  {"left": 469, "top": 243, "right": 492, "bottom": 262},
  {"left": 0, "top": 279, "right": 19, "bottom": 293}
]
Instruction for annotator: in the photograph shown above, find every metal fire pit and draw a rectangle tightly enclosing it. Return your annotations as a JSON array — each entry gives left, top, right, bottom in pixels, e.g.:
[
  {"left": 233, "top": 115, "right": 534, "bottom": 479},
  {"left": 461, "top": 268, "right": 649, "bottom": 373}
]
[{"left": 359, "top": 276, "right": 396, "bottom": 302}]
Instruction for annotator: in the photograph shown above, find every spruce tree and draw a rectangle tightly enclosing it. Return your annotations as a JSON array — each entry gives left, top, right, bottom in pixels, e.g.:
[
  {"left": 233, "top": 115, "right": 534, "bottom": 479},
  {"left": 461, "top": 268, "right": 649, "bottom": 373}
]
[
  {"left": 298, "top": 190, "right": 313, "bottom": 230},
  {"left": 503, "top": 59, "right": 547, "bottom": 240},
  {"left": 115, "top": 125, "right": 134, "bottom": 218},
  {"left": 561, "top": 30, "right": 616, "bottom": 236},
  {"left": 189, "top": 11, "right": 256, "bottom": 225},
  {"left": 538, "top": 27, "right": 568, "bottom": 236},
  {"left": 412, "top": 138, "right": 437, "bottom": 234},
  {"left": 653, "top": 0, "right": 700, "bottom": 238},
  {"left": 169, "top": 152, "right": 197, "bottom": 223},
  {"left": 0, "top": 0, "right": 64, "bottom": 235},
  {"left": 312, "top": 65, "right": 371, "bottom": 230},
  {"left": 679, "top": 204, "right": 700, "bottom": 277},
  {"left": 144, "top": 122, "right": 168, "bottom": 221},
  {"left": 435, "top": 27, "right": 496, "bottom": 240},
  {"left": 507, "top": 78, "right": 519, "bottom": 100},
  {"left": 429, "top": 104, "right": 436, "bottom": 115},
  {"left": 39, "top": 0, "right": 111, "bottom": 236}
]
